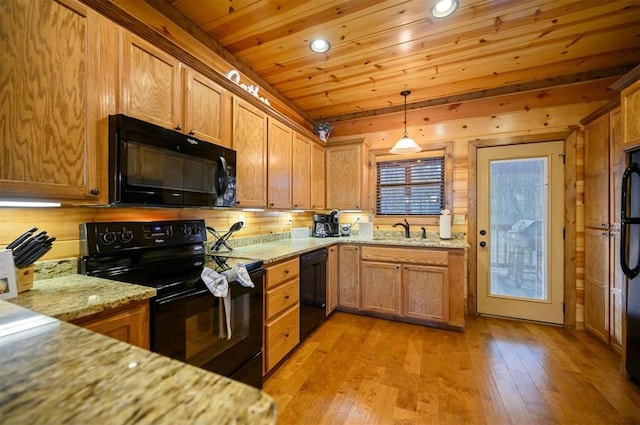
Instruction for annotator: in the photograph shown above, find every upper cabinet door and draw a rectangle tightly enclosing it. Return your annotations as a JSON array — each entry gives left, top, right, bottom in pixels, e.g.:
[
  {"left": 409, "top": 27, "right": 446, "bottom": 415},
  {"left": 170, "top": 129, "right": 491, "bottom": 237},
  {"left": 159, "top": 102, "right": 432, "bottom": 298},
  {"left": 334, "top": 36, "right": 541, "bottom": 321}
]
[
  {"left": 0, "top": 0, "right": 115, "bottom": 203},
  {"left": 622, "top": 79, "right": 640, "bottom": 150},
  {"left": 326, "top": 140, "right": 369, "bottom": 210},
  {"left": 292, "top": 133, "right": 311, "bottom": 210},
  {"left": 233, "top": 97, "right": 267, "bottom": 208},
  {"left": 120, "top": 32, "right": 183, "bottom": 131},
  {"left": 184, "top": 68, "right": 231, "bottom": 147},
  {"left": 267, "top": 119, "right": 292, "bottom": 209},
  {"left": 584, "top": 114, "right": 610, "bottom": 229},
  {"left": 310, "top": 142, "right": 325, "bottom": 210}
]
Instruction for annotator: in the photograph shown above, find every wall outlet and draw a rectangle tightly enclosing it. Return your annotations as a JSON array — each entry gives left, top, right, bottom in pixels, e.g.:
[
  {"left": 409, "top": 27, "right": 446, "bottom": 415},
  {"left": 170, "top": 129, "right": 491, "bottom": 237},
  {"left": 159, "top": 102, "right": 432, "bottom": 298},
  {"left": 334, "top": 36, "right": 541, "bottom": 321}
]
[{"left": 453, "top": 214, "right": 465, "bottom": 225}]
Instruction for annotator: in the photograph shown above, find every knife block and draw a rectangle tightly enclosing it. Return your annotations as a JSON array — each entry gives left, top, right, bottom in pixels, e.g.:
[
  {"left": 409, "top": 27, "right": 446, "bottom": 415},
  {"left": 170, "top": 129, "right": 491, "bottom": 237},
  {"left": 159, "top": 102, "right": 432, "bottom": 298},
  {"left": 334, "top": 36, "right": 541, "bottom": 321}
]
[{"left": 15, "top": 266, "right": 34, "bottom": 293}]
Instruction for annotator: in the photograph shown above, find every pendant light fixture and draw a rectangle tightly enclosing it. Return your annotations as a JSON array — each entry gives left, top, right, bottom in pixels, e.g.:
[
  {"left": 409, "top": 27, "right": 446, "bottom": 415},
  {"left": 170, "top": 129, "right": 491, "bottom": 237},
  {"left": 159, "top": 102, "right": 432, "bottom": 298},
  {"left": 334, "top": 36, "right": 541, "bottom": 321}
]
[{"left": 390, "top": 90, "right": 422, "bottom": 154}]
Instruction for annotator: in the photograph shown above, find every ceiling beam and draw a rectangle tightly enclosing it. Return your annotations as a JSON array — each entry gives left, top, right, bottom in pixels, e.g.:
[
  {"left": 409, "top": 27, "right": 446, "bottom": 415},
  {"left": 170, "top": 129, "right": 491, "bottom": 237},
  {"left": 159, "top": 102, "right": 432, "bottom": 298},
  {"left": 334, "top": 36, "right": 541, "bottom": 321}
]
[{"left": 325, "top": 66, "right": 634, "bottom": 123}]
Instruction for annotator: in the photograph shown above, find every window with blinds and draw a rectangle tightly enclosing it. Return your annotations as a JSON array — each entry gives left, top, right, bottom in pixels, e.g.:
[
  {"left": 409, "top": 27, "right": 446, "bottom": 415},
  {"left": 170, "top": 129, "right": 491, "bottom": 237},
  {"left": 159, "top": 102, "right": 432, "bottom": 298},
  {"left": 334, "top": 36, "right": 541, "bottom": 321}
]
[{"left": 376, "top": 155, "right": 445, "bottom": 215}]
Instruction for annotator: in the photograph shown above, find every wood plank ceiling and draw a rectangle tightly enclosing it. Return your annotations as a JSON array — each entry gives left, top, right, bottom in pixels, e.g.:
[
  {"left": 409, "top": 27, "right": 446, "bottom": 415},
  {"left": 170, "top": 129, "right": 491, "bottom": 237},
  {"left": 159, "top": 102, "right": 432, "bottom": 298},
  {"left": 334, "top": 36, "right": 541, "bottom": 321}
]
[{"left": 159, "top": 0, "right": 640, "bottom": 127}]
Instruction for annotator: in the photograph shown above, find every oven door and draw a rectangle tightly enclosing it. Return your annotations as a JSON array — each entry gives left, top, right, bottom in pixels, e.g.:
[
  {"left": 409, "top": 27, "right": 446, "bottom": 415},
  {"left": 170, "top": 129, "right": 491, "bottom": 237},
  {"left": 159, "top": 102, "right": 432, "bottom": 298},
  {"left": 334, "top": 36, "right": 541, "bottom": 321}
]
[{"left": 151, "top": 270, "right": 264, "bottom": 386}]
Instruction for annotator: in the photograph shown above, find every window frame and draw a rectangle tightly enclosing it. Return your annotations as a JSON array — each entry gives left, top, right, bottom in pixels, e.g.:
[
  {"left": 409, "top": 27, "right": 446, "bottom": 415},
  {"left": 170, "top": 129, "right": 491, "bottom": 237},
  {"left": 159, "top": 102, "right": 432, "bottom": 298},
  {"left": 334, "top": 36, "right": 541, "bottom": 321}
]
[{"left": 369, "top": 142, "right": 453, "bottom": 226}]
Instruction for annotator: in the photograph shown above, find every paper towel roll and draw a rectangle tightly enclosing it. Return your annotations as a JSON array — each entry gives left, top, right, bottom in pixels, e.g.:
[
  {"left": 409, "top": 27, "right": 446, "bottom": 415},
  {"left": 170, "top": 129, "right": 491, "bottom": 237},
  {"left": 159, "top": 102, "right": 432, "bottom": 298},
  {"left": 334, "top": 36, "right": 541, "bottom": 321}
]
[{"left": 439, "top": 214, "right": 452, "bottom": 239}]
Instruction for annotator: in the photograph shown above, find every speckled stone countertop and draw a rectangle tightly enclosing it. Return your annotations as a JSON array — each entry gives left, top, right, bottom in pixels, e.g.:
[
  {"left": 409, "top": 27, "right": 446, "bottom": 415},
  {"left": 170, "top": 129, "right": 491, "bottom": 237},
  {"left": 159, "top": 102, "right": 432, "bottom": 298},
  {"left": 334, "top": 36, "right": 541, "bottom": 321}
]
[
  {"left": 0, "top": 300, "right": 276, "bottom": 424},
  {"left": 213, "top": 236, "right": 469, "bottom": 264},
  {"left": 8, "top": 274, "right": 157, "bottom": 321}
]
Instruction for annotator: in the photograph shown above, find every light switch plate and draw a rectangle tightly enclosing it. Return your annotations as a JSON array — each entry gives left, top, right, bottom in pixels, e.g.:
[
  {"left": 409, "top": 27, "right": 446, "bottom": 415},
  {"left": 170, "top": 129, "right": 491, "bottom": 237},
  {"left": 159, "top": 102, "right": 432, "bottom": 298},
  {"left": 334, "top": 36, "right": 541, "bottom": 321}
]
[{"left": 453, "top": 214, "right": 465, "bottom": 225}]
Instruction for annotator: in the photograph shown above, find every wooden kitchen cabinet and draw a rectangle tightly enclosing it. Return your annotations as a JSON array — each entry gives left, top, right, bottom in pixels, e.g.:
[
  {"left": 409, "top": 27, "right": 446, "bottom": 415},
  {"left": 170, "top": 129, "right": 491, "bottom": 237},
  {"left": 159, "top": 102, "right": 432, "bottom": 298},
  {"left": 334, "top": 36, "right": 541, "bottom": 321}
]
[
  {"left": 326, "top": 245, "right": 338, "bottom": 315},
  {"left": 609, "top": 107, "right": 624, "bottom": 352},
  {"left": 184, "top": 68, "right": 231, "bottom": 147},
  {"left": 403, "top": 265, "right": 449, "bottom": 322},
  {"left": 360, "top": 261, "right": 401, "bottom": 315},
  {"left": 342, "top": 245, "right": 465, "bottom": 329},
  {"left": 264, "top": 257, "right": 300, "bottom": 374},
  {"left": 0, "top": 0, "right": 115, "bottom": 203},
  {"left": 121, "top": 32, "right": 183, "bottom": 131},
  {"left": 267, "top": 119, "right": 293, "bottom": 209},
  {"left": 621, "top": 79, "right": 640, "bottom": 150},
  {"left": 233, "top": 97, "right": 268, "bottom": 208},
  {"left": 583, "top": 106, "right": 624, "bottom": 350},
  {"left": 311, "top": 142, "right": 326, "bottom": 210},
  {"left": 584, "top": 114, "right": 610, "bottom": 230},
  {"left": 121, "top": 33, "right": 231, "bottom": 147},
  {"left": 338, "top": 245, "right": 360, "bottom": 310},
  {"left": 70, "top": 300, "right": 150, "bottom": 349},
  {"left": 325, "top": 138, "right": 370, "bottom": 210},
  {"left": 292, "top": 133, "right": 312, "bottom": 210}
]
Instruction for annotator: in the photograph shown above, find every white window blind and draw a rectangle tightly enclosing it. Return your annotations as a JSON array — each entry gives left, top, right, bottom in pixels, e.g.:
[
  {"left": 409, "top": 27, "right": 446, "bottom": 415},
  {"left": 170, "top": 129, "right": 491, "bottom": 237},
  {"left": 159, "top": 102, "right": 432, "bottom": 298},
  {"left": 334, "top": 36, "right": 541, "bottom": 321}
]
[{"left": 376, "top": 156, "right": 445, "bottom": 215}]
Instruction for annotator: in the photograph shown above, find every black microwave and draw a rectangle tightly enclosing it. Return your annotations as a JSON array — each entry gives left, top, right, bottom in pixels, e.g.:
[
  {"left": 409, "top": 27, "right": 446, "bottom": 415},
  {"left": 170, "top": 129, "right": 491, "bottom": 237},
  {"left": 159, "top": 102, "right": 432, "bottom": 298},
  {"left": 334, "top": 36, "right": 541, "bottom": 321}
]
[{"left": 108, "top": 114, "right": 236, "bottom": 208}]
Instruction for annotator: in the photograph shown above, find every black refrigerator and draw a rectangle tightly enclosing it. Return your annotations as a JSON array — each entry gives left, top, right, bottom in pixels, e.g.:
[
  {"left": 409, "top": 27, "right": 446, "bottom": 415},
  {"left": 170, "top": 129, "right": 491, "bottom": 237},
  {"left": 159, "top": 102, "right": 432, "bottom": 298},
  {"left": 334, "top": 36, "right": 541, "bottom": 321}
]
[{"left": 621, "top": 149, "right": 640, "bottom": 381}]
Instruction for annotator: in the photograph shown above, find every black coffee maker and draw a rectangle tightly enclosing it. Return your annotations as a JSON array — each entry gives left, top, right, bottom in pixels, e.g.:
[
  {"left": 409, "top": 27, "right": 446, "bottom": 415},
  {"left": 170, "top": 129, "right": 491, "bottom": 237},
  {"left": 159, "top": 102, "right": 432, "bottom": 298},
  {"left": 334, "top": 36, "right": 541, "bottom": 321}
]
[{"left": 312, "top": 211, "right": 340, "bottom": 237}]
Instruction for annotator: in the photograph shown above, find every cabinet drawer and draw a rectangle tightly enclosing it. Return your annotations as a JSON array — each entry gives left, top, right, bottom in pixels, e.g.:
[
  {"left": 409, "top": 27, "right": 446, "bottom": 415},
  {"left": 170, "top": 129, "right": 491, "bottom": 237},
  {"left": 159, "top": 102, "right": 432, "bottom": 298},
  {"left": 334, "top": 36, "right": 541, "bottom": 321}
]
[
  {"left": 266, "top": 278, "right": 299, "bottom": 319},
  {"left": 265, "top": 305, "right": 300, "bottom": 371},
  {"left": 266, "top": 258, "right": 299, "bottom": 289},
  {"left": 361, "top": 246, "right": 448, "bottom": 266}
]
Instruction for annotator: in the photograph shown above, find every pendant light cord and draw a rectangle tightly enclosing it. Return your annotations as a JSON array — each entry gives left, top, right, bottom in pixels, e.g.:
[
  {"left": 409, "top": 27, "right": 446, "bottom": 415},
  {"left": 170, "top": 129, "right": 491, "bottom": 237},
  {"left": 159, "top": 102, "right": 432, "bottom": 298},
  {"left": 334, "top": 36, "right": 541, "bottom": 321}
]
[{"left": 401, "top": 90, "right": 410, "bottom": 137}]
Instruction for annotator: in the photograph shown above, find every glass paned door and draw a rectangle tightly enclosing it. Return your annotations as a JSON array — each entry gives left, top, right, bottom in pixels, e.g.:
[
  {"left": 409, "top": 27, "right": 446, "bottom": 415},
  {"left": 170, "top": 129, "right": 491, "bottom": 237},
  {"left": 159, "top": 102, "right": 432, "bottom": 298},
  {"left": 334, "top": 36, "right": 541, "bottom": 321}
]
[
  {"left": 489, "top": 157, "right": 548, "bottom": 300},
  {"left": 477, "top": 141, "right": 564, "bottom": 324}
]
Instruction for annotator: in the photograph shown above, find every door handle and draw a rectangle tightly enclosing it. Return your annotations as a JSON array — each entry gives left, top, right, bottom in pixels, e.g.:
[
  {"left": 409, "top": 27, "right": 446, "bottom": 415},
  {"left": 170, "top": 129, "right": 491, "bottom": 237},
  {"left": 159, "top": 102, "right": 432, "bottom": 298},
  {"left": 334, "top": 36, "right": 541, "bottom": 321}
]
[{"left": 479, "top": 241, "right": 486, "bottom": 247}]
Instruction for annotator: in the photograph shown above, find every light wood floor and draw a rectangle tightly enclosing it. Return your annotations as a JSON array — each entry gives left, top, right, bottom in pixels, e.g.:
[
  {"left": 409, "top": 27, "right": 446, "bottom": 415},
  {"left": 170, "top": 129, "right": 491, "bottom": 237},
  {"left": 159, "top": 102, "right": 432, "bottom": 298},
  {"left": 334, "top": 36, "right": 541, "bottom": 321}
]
[{"left": 264, "top": 312, "right": 640, "bottom": 424}]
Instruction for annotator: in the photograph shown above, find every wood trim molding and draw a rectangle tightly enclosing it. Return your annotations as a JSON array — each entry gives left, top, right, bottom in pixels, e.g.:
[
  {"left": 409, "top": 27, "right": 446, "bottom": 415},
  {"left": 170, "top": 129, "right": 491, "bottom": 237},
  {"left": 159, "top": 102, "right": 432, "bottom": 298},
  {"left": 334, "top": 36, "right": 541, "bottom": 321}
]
[
  {"left": 467, "top": 133, "right": 577, "bottom": 328},
  {"left": 610, "top": 64, "right": 640, "bottom": 92},
  {"left": 580, "top": 98, "right": 621, "bottom": 126}
]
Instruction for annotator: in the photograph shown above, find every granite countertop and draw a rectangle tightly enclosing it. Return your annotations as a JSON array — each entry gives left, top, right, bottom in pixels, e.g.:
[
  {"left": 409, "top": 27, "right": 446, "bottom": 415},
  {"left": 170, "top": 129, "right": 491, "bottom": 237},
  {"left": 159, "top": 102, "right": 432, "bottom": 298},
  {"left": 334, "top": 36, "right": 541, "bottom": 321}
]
[
  {"left": 213, "top": 236, "right": 469, "bottom": 264},
  {"left": 0, "top": 300, "right": 276, "bottom": 424},
  {"left": 8, "top": 274, "right": 157, "bottom": 321}
]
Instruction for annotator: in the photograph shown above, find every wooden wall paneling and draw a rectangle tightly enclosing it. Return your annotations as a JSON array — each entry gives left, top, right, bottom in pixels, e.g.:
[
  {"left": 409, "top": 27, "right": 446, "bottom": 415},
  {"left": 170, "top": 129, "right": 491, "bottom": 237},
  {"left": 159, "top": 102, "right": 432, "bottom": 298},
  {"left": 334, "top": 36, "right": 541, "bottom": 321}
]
[
  {"left": 0, "top": 207, "right": 314, "bottom": 262},
  {"left": 564, "top": 131, "right": 578, "bottom": 329}
]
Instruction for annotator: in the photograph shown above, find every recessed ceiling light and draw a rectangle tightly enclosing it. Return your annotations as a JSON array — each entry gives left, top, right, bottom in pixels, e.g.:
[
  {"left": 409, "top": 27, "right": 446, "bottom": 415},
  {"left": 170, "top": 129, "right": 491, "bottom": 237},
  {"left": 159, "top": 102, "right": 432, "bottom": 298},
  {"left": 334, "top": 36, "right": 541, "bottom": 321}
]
[
  {"left": 431, "top": 0, "right": 459, "bottom": 18},
  {"left": 309, "top": 39, "right": 331, "bottom": 53}
]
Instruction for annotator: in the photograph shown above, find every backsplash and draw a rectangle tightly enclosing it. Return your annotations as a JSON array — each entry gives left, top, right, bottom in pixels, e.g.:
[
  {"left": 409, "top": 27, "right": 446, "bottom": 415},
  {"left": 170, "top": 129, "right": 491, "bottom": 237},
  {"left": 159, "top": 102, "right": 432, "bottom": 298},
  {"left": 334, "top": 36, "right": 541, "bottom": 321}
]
[{"left": 33, "top": 229, "right": 466, "bottom": 280}]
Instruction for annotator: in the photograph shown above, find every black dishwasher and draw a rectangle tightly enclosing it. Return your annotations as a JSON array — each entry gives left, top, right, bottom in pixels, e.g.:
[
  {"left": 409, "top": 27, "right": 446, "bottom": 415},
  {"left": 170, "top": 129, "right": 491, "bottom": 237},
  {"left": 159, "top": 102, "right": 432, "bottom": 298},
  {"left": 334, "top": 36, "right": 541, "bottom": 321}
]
[{"left": 299, "top": 248, "right": 328, "bottom": 340}]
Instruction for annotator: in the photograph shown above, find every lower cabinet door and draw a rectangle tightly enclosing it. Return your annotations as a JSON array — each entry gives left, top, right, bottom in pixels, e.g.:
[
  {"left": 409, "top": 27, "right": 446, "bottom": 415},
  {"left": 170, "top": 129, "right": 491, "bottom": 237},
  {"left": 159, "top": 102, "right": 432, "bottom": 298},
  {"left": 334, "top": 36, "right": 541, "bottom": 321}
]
[
  {"left": 265, "top": 305, "right": 300, "bottom": 372},
  {"left": 360, "top": 261, "right": 401, "bottom": 315},
  {"left": 402, "top": 265, "right": 449, "bottom": 322}
]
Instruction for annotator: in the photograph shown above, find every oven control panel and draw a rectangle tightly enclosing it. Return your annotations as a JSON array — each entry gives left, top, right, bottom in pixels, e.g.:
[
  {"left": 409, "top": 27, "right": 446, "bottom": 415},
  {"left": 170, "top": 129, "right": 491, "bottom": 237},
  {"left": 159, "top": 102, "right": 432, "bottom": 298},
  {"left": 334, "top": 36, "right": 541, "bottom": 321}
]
[{"left": 80, "top": 220, "right": 206, "bottom": 255}]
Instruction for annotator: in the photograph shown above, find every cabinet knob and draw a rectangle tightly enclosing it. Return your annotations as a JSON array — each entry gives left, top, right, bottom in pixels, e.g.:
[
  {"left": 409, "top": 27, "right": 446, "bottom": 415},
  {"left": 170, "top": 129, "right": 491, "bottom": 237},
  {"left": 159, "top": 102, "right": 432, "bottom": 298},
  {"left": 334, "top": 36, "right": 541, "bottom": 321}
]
[
  {"left": 284, "top": 333, "right": 290, "bottom": 338},
  {"left": 89, "top": 188, "right": 100, "bottom": 196},
  {"left": 284, "top": 269, "right": 289, "bottom": 275},
  {"left": 284, "top": 295, "right": 290, "bottom": 300},
  {"left": 269, "top": 203, "right": 274, "bottom": 207},
  {"left": 188, "top": 130, "right": 195, "bottom": 135},
  {"left": 175, "top": 124, "right": 182, "bottom": 131}
]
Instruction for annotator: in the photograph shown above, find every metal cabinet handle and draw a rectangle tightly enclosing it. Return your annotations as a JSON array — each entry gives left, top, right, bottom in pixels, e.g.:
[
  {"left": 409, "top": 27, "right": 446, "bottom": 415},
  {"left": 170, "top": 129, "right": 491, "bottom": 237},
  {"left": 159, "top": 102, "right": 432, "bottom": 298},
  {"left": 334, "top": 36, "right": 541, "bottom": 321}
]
[
  {"left": 175, "top": 124, "right": 182, "bottom": 131},
  {"left": 89, "top": 188, "right": 100, "bottom": 196}
]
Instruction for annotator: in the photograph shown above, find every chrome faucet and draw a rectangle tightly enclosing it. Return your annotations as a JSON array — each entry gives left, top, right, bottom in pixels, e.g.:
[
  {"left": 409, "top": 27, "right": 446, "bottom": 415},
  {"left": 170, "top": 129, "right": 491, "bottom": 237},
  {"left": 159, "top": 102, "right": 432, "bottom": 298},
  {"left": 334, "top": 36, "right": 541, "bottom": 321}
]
[{"left": 392, "top": 219, "right": 410, "bottom": 238}]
